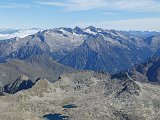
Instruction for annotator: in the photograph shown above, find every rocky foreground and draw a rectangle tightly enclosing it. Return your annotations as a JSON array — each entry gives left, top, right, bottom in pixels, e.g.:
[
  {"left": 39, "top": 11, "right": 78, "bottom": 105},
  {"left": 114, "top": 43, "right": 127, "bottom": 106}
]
[{"left": 0, "top": 71, "right": 160, "bottom": 120}]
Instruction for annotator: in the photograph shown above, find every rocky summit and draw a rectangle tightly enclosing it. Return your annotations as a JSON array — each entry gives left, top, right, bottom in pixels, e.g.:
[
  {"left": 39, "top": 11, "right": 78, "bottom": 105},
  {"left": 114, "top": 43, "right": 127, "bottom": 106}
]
[
  {"left": 3, "top": 75, "right": 34, "bottom": 94},
  {"left": 0, "top": 71, "right": 160, "bottom": 120}
]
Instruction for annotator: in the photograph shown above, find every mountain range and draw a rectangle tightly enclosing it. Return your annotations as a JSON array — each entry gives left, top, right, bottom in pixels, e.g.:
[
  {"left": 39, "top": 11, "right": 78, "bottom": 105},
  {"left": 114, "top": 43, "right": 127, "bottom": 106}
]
[{"left": 0, "top": 26, "right": 160, "bottom": 74}]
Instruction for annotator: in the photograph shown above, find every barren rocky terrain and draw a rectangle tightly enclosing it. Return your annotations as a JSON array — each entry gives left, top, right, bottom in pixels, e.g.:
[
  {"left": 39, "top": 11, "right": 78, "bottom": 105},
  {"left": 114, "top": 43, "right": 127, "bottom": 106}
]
[{"left": 0, "top": 71, "right": 160, "bottom": 120}]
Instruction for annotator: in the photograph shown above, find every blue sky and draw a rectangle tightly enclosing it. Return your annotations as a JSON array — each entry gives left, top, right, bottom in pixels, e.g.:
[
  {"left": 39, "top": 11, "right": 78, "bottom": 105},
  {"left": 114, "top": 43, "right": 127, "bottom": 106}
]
[{"left": 0, "top": 0, "right": 160, "bottom": 31}]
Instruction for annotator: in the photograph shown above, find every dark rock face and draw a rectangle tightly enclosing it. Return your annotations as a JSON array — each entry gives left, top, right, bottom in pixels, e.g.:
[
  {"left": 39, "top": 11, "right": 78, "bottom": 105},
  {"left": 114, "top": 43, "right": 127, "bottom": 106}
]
[
  {"left": 0, "top": 87, "right": 4, "bottom": 96},
  {"left": 146, "top": 58, "right": 160, "bottom": 82},
  {"left": 116, "top": 79, "right": 141, "bottom": 97},
  {"left": 154, "top": 48, "right": 160, "bottom": 57},
  {"left": 3, "top": 75, "right": 34, "bottom": 94},
  {"left": 3, "top": 75, "right": 55, "bottom": 94}
]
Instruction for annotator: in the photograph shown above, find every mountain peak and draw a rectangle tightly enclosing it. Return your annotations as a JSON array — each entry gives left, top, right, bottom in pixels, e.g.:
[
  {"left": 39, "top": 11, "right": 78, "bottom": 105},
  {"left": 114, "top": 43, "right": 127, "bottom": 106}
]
[
  {"left": 59, "top": 27, "right": 73, "bottom": 33},
  {"left": 3, "top": 75, "right": 34, "bottom": 94},
  {"left": 73, "top": 26, "right": 83, "bottom": 34},
  {"left": 85, "top": 26, "right": 97, "bottom": 32},
  {"left": 18, "top": 75, "right": 30, "bottom": 81}
]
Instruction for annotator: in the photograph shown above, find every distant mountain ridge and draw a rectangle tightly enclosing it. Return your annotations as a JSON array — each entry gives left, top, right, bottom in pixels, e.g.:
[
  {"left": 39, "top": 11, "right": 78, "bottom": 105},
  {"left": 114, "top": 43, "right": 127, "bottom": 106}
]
[{"left": 0, "top": 26, "right": 160, "bottom": 74}]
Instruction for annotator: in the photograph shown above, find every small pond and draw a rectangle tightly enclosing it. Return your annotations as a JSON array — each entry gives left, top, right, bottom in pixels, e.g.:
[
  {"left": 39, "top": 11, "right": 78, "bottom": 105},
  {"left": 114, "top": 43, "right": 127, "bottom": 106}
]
[{"left": 43, "top": 113, "right": 69, "bottom": 120}]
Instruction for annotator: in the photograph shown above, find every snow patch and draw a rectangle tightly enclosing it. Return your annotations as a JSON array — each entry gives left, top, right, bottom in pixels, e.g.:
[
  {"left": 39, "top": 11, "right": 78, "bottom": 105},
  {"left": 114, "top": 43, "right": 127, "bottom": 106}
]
[{"left": 84, "top": 28, "right": 97, "bottom": 35}]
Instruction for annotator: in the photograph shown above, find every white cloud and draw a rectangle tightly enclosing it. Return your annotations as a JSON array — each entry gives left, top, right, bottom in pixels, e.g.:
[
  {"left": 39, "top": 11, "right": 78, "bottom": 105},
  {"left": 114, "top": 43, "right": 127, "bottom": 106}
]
[
  {"left": 101, "top": 18, "right": 160, "bottom": 31},
  {"left": 0, "top": 3, "right": 39, "bottom": 8},
  {"left": 0, "top": 28, "right": 42, "bottom": 40},
  {"left": 102, "top": 12, "right": 116, "bottom": 15},
  {"left": 35, "top": 1, "right": 70, "bottom": 7},
  {"left": 36, "top": 0, "right": 160, "bottom": 12},
  {"left": 36, "top": 0, "right": 107, "bottom": 11}
]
